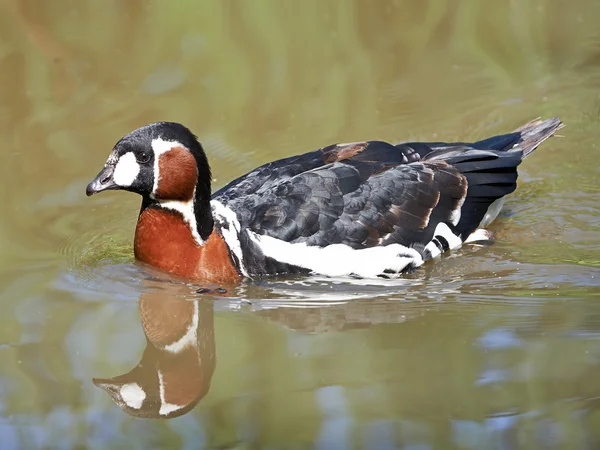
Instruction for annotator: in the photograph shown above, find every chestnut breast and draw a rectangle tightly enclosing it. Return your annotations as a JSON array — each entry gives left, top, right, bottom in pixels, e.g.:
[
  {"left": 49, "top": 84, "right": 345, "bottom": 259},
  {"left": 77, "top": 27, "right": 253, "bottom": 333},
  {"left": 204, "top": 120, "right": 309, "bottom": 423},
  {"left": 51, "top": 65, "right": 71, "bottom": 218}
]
[{"left": 134, "top": 207, "right": 240, "bottom": 283}]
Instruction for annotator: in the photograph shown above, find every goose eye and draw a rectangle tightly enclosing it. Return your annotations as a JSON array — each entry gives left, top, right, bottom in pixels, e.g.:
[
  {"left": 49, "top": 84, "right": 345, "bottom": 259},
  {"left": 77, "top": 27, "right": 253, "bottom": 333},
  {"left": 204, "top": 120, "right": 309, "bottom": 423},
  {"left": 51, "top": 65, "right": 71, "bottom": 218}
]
[{"left": 136, "top": 151, "right": 151, "bottom": 164}]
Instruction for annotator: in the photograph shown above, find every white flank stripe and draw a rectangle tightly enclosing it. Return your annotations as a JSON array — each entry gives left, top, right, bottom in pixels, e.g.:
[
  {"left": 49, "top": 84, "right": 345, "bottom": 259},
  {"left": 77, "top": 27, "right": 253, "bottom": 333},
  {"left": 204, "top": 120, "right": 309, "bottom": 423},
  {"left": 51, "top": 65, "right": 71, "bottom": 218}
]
[
  {"left": 211, "top": 200, "right": 248, "bottom": 277},
  {"left": 248, "top": 232, "right": 423, "bottom": 278},
  {"left": 113, "top": 152, "right": 140, "bottom": 187},
  {"left": 119, "top": 382, "right": 146, "bottom": 409},
  {"left": 164, "top": 300, "right": 199, "bottom": 353},
  {"left": 158, "top": 370, "right": 185, "bottom": 416}
]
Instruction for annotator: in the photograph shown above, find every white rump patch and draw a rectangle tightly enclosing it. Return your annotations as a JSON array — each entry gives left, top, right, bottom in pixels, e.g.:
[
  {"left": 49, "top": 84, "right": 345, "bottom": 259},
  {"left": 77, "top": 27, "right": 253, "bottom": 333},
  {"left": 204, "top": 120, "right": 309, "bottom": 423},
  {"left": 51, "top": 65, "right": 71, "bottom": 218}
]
[
  {"left": 113, "top": 152, "right": 140, "bottom": 187},
  {"left": 479, "top": 198, "right": 505, "bottom": 228},
  {"left": 164, "top": 301, "right": 199, "bottom": 353},
  {"left": 120, "top": 382, "right": 146, "bottom": 409},
  {"left": 211, "top": 200, "right": 248, "bottom": 277},
  {"left": 248, "top": 233, "right": 423, "bottom": 278},
  {"left": 158, "top": 370, "right": 185, "bottom": 416}
]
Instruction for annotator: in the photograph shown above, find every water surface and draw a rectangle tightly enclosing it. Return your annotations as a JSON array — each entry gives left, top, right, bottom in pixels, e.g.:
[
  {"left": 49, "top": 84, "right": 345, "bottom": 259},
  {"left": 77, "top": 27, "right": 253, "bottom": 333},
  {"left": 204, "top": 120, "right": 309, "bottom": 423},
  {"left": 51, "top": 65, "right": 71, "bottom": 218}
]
[{"left": 1, "top": 1, "right": 600, "bottom": 448}]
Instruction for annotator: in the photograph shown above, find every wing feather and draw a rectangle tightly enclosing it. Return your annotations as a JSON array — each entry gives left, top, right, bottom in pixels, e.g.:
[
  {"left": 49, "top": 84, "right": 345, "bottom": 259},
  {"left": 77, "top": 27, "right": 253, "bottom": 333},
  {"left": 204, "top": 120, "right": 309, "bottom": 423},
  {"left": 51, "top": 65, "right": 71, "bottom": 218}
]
[{"left": 220, "top": 156, "right": 468, "bottom": 256}]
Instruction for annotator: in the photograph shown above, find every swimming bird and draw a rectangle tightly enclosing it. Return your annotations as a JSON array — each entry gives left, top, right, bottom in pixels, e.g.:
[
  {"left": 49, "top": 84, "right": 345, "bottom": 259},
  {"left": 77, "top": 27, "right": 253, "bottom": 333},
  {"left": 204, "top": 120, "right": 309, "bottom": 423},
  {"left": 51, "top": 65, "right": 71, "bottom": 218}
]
[{"left": 86, "top": 118, "right": 563, "bottom": 282}]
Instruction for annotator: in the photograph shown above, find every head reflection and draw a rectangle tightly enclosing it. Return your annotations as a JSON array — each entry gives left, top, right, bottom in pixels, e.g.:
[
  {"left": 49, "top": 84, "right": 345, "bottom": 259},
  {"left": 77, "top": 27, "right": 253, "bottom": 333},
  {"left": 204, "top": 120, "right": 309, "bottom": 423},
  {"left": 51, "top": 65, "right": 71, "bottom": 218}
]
[{"left": 93, "top": 287, "right": 216, "bottom": 419}]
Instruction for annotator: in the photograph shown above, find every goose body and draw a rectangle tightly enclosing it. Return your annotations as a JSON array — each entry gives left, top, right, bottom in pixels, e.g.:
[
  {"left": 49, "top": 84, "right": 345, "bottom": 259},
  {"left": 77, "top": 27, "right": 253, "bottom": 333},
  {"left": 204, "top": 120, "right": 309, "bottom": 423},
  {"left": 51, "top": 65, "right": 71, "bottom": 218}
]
[{"left": 86, "top": 118, "right": 563, "bottom": 282}]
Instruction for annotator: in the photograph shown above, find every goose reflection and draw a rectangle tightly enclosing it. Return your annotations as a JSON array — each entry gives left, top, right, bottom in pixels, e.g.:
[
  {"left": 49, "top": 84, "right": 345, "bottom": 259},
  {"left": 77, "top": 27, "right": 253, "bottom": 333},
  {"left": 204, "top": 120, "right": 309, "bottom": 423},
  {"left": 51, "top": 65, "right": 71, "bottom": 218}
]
[{"left": 93, "top": 288, "right": 216, "bottom": 419}]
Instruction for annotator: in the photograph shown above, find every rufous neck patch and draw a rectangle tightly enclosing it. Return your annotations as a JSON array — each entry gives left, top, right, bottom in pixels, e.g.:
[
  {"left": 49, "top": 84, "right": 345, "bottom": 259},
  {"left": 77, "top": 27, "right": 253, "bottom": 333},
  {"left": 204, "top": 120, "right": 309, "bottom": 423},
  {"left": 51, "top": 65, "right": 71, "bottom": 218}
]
[{"left": 156, "top": 146, "right": 198, "bottom": 201}]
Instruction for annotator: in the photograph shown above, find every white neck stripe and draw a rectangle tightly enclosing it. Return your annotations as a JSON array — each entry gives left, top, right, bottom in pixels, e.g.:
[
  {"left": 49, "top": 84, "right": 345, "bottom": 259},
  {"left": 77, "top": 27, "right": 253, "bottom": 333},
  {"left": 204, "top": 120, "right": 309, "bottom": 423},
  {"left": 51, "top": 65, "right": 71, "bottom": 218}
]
[
  {"left": 164, "top": 301, "right": 199, "bottom": 353},
  {"left": 151, "top": 137, "right": 182, "bottom": 197},
  {"left": 158, "top": 370, "right": 186, "bottom": 416},
  {"left": 150, "top": 137, "right": 205, "bottom": 246},
  {"left": 158, "top": 193, "right": 204, "bottom": 246}
]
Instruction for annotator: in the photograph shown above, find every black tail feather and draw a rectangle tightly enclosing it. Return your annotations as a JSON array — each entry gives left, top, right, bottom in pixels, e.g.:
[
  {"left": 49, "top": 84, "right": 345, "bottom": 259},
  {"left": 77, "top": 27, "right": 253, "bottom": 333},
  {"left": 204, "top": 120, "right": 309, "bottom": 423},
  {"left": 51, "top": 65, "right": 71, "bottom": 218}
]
[
  {"left": 473, "top": 132, "right": 521, "bottom": 151},
  {"left": 425, "top": 117, "right": 563, "bottom": 238},
  {"left": 511, "top": 117, "right": 564, "bottom": 158}
]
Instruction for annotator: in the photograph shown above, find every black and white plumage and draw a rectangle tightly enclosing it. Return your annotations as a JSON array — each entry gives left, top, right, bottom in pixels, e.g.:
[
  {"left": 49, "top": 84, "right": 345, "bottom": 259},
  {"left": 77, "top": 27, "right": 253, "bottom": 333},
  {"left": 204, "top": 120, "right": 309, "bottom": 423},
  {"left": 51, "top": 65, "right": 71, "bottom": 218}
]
[
  {"left": 86, "top": 117, "right": 563, "bottom": 281},
  {"left": 212, "top": 118, "right": 563, "bottom": 278}
]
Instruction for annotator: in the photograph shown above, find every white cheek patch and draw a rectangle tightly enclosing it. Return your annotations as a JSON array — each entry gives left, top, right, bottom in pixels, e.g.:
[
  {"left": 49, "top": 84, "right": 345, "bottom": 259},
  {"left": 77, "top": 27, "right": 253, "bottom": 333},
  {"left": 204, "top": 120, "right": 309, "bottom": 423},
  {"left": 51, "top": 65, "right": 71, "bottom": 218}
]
[
  {"left": 113, "top": 152, "right": 140, "bottom": 187},
  {"left": 120, "top": 382, "right": 146, "bottom": 409}
]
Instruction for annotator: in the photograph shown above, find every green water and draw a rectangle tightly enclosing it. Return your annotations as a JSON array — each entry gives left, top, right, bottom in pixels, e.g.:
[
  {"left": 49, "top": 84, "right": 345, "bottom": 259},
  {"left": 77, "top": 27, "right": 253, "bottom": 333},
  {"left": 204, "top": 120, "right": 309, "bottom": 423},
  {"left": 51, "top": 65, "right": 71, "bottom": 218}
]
[{"left": 1, "top": 1, "right": 600, "bottom": 448}]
